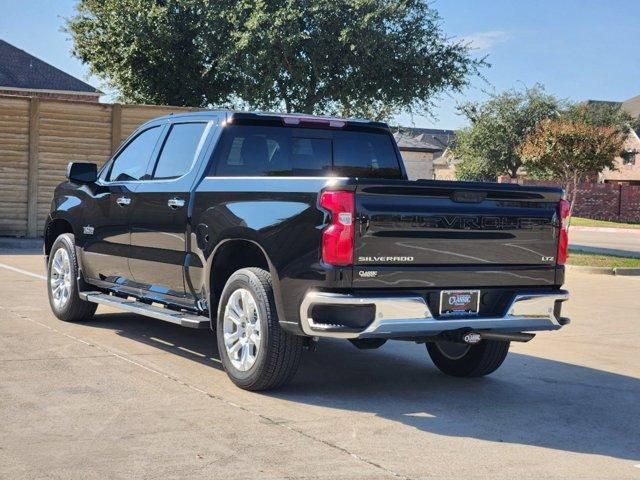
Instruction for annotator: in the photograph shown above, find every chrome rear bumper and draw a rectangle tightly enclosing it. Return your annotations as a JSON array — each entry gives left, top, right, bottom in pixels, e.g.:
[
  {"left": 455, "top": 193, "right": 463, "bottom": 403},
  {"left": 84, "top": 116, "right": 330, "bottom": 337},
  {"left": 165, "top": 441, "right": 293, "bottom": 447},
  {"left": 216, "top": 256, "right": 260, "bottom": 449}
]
[{"left": 299, "top": 290, "right": 569, "bottom": 339}]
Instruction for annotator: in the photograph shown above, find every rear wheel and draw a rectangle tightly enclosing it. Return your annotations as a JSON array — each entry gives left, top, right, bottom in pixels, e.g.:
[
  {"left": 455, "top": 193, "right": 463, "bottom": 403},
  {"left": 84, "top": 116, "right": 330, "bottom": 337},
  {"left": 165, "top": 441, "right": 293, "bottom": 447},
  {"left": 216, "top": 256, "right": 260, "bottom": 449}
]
[
  {"left": 426, "top": 339, "right": 510, "bottom": 377},
  {"left": 47, "top": 234, "right": 97, "bottom": 322},
  {"left": 216, "top": 268, "right": 303, "bottom": 391}
]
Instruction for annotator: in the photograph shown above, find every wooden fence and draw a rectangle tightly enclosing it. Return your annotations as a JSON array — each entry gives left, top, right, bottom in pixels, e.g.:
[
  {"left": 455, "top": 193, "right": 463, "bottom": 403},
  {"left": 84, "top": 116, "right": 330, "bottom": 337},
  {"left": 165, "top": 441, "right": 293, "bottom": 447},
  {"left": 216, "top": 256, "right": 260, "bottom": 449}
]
[{"left": 0, "top": 95, "right": 199, "bottom": 237}]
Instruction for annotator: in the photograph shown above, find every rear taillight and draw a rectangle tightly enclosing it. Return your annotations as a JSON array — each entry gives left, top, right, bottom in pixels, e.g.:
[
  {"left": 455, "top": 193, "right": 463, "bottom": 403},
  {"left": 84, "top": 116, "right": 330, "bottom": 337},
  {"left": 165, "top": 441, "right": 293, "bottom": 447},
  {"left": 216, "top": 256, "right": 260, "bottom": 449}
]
[
  {"left": 557, "top": 199, "right": 571, "bottom": 265},
  {"left": 320, "top": 190, "right": 354, "bottom": 266}
]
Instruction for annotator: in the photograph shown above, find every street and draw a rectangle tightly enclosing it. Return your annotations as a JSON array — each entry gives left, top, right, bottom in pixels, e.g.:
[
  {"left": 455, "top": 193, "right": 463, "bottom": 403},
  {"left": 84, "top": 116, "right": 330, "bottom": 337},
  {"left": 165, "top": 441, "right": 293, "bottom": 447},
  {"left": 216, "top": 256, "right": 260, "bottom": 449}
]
[
  {"left": 0, "top": 252, "right": 639, "bottom": 479},
  {"left": 570, "top": 227, "right": 640, "bottom": 257}
]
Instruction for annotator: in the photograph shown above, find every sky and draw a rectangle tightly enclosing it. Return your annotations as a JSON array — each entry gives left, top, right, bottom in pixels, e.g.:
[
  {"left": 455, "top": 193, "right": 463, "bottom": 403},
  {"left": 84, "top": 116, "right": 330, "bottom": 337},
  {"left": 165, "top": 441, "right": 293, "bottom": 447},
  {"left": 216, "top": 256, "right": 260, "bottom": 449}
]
[{"left": 1, "top": 0, "right": 639, "bottom": 130}]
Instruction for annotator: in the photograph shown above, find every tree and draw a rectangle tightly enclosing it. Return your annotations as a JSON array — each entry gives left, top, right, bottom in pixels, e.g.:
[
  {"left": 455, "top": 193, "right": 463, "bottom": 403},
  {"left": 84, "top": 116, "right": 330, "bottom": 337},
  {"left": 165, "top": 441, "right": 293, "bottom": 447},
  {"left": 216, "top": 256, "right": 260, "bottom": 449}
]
[
  {"left": 564, "top": 102, "right": 640, "bottom": 133},
  {"left": 67, "top": 0, "right": 484, "bottom": 120},
  {"left": 452, "top": 86, "right": 561, "bottom": 181},
  {"left": 66, "top": 0, "right": 233, "bottom": 106},
  {"left": 519, "top": 119, "right": 625, "bottom": 204}
]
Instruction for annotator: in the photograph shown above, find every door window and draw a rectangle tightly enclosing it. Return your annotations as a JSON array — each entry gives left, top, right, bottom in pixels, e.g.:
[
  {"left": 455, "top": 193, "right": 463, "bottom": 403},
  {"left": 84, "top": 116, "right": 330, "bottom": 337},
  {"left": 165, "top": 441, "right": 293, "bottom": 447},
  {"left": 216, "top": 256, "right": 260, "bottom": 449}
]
[
  {"left": 152, "top": 122, "right": 208, "bottom": 180},
  {"left": 108, "top": 126, "right": 162, "bottom": 182}
]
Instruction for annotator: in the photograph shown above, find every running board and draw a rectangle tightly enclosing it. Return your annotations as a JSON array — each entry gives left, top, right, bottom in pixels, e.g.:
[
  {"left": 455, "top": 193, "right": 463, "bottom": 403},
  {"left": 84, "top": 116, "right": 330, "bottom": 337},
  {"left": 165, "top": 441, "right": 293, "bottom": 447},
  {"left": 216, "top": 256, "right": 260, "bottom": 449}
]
[{"left": 79, "top": 292, "right": 209, "bottom": 329}]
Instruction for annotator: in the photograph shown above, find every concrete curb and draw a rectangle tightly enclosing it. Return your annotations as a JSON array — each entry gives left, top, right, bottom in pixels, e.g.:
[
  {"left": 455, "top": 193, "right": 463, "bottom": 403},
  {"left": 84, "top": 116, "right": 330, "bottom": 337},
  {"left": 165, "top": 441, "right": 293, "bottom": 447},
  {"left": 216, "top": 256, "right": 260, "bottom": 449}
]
[
  {"left": 566, "top": 265, "right": 640, "bottom": 276},
  {"left": 566, "top": 265, "right": 615, "bottom": 275},
  {"left": 614, "top": 268, "right": 640, "bottom": 276},
  {"left": 0, "top": 237, "right": 43, "bottom": 251}
]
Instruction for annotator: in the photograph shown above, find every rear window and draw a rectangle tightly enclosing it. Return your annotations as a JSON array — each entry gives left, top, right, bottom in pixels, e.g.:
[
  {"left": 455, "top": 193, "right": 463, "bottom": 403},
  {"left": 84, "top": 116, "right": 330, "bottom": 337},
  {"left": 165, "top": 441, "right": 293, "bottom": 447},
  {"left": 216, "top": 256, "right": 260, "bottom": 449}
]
[{"left": 211, "top": 125, "right": 402, "bottom": 178}]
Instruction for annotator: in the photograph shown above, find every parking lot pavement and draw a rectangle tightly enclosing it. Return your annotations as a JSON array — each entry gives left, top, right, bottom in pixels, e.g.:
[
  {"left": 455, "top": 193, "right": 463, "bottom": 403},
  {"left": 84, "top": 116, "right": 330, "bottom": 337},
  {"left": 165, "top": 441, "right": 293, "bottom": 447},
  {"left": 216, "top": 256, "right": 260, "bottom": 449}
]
[{"left": 0, "top": 253, "right": 639, "bottom": 480}]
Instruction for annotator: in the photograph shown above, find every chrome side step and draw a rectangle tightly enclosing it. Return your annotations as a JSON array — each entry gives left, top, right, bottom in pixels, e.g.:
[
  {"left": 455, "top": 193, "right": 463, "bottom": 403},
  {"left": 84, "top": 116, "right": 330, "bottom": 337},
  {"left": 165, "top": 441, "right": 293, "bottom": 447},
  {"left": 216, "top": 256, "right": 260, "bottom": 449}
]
[{"left": 79, "top": 292, "right": 209, "bottom": 329}]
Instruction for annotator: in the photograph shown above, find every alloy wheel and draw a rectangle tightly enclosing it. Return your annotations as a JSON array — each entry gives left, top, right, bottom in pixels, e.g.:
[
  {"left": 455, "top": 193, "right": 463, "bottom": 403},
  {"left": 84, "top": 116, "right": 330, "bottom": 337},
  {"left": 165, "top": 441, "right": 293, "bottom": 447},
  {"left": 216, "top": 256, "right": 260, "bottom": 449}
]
[
  {"left": 223, "top": 288, "right": 261, "bottom": 371},
  {"left": 50, "top": 247, "right": 72, "bottom": 309}
]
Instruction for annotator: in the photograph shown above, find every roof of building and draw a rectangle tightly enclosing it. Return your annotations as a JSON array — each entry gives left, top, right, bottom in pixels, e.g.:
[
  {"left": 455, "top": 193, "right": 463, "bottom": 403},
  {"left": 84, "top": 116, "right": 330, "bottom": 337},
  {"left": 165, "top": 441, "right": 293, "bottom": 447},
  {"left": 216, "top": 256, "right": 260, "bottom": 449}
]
[
  {"left": 622, "top": 94, "right": 640, "bottom": 118},
  {"left": 0, "top": 39, "right": 100, "bottom": 94},
  {"left": 584, "top": 95, "right": 640, "bottom": 119},
  {"left": 585, "top": 99, "right": 622, "bottom": 107},
  {"left": 393, "top": 127, "right": 457, "bottom": 151},
  {"left": 392, "top": 132, "right": 441, "bottom": 152}
]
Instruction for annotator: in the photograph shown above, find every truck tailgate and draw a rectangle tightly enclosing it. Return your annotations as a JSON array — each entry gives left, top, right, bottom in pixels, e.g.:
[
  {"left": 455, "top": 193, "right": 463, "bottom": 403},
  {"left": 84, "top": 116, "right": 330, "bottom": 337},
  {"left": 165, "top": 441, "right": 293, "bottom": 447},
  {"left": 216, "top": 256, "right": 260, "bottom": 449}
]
[{"left": 353, "top": 181, "right": 563, "bottom": 288}]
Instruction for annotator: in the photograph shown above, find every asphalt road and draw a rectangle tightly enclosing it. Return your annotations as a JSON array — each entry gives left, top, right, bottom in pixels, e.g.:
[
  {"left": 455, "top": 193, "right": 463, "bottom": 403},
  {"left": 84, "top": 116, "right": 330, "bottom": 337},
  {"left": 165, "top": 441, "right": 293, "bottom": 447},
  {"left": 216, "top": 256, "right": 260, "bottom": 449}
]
[
  {"left": 1, "top": 253, "right": 639, "bottom": 479},
  {"left": 570, "top": 228, "right": 640, "bottom": 257}
]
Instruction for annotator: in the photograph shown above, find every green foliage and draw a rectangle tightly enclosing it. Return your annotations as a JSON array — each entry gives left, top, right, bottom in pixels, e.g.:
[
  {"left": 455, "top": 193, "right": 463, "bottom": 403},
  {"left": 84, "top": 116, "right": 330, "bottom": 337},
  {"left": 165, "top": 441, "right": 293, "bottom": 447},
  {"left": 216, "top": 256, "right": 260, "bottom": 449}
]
[
  {"left": 564, "top": 102, "right": 640, "bottom": 133},
  {"left": 452, "top": 85, "right": 561, "bottom": 180},
  {"left": 67, "top": 0, "right": 232, "bottom": 106},
  {"left": 519, "top": 119, "right": 625, "bottom": 201},
  {"left": 453, "top": 157, "right": 497, "bottom": 182},
  {"left": 67, "top": 0, "right": 484, "bottom": 119}
]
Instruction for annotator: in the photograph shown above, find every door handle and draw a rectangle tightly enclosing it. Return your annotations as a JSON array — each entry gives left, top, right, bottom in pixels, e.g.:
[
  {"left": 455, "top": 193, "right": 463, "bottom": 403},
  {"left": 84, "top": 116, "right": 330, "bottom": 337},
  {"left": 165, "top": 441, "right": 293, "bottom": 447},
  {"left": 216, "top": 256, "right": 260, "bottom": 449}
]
[
  {"left": 168, "top": 198, "right": 185, "bottom": 209},
  {"left": 116, "top": 196, "right": 131, "bottom": 206}
]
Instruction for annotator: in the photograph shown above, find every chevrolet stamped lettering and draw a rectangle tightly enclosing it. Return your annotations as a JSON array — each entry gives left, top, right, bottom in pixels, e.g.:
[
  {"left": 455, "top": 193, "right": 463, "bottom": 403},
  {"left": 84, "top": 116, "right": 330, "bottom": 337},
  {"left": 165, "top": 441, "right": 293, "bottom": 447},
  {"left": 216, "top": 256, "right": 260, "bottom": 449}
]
[
  {"left": 44, "top": 110, "right": 569, "bottom": 391},
  {"left": 371, "top": 214, "right": 551, "bottom": 230}
]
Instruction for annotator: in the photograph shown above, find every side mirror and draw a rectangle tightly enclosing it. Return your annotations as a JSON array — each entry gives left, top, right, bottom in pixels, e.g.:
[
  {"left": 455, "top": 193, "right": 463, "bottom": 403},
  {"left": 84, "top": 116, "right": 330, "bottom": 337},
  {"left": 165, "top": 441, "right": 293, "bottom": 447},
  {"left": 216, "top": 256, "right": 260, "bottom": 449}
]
[{"left": 67, "top": 162, "right": 97, "bottom": 183}]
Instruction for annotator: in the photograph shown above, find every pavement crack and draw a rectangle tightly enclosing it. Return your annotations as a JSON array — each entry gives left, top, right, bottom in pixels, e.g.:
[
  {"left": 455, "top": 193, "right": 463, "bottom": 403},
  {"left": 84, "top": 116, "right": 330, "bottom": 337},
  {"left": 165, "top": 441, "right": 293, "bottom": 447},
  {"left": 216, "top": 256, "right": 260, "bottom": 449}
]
[{"left": 0, "top": 304, "right": 414, "bottom": 480}]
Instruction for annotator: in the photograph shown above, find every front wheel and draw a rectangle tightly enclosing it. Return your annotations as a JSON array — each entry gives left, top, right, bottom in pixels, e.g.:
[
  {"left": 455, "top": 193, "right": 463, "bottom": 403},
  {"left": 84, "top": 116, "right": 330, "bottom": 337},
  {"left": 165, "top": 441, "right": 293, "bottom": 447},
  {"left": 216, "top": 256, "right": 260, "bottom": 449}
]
[
  {"left": 426, "top": 339, "right": 510, "bottom": 377},
  {"left": 216, "top": 268, "right": 303, "bottom": 391},
  {"left": 47, "top": 234, "right": 97, "bottom": 322}
]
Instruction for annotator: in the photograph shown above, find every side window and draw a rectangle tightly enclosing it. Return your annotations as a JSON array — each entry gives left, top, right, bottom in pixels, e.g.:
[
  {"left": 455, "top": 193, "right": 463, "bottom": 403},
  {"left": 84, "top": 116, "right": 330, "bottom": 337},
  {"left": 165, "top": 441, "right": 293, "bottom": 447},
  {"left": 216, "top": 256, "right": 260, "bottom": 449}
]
[
  {"left": 152, "top": 122, "right": 207, "bottom": 180},
  {"left": 333, "top": 131, "right": 402, "bottom": 178},
  {"left": 622, "top": 151, "right": 636, "bottom": 166},
  {"left": 212, "top": 125, "right": 331, "bottom": 176},
  {"left": 108, "top": 126, "right": 162, "bottom": 182}
]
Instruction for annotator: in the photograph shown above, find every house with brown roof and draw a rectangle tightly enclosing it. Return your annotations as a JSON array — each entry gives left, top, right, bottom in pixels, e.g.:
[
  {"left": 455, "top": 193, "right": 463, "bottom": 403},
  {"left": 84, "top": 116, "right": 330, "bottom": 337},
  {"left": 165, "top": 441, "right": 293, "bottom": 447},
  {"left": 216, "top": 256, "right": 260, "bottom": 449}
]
[{"left": 0, "top": 39, "right": 100, "bottom": 102}]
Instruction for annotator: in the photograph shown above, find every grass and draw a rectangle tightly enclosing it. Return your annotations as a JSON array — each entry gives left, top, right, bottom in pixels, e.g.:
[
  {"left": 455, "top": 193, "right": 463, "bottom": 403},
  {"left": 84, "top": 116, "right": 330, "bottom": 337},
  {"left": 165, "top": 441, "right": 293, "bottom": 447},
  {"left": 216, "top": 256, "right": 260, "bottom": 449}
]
[
  {"left": 567, "top": 250, "right": 640, "bottom": 268},
  {"left": 570, "top": 217, "right": 640, "bottom": 229}
]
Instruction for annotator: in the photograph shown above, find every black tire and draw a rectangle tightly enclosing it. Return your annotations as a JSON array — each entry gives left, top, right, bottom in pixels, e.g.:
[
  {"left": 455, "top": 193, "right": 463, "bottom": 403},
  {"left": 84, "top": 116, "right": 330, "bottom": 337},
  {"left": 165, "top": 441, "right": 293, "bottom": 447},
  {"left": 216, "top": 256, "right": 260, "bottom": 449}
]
[
  {"left": 216, "top": 267, "right": 303, "bottom": 391},
  {"left": 47, "top": 234, "right": 97, "bottom": 322},
  {"left": 426, "top": 339, "right": 510, "bottom": 377}
]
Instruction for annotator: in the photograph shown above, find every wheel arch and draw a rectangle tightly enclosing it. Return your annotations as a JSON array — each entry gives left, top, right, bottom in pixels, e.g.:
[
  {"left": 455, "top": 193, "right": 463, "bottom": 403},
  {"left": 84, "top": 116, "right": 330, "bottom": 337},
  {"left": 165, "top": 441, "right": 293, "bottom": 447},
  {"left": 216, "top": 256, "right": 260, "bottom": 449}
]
[
  {"left": 205, "top": 238, "right": 286, "bottom": 329},
  {"left": 44, "top": 217, "right": 75, "bottom": 258}
]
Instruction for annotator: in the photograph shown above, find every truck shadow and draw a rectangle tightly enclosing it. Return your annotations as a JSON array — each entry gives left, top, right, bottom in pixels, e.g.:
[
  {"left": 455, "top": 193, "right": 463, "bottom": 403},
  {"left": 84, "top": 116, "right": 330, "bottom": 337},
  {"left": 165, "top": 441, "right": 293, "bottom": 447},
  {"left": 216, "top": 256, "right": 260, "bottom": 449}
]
[{"left": 87, "top": 312, "right": 639, "bottom": 462}]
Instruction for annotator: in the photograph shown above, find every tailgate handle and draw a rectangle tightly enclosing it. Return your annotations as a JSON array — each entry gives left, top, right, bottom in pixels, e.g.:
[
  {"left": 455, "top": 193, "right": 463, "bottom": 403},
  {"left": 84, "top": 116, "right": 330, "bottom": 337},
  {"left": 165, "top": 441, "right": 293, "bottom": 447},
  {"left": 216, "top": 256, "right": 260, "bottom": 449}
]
[{"left": 451, "top": 191, "right": 486, "bottom": 203}]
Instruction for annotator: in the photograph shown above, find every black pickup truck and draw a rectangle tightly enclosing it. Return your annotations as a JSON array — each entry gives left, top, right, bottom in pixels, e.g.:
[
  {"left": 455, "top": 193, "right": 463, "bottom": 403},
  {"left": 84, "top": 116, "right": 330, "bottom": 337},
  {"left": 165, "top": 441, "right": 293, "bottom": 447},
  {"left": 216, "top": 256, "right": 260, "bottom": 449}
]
[{"left": 44, "top": 111, "right": 570, "bottom": 390}]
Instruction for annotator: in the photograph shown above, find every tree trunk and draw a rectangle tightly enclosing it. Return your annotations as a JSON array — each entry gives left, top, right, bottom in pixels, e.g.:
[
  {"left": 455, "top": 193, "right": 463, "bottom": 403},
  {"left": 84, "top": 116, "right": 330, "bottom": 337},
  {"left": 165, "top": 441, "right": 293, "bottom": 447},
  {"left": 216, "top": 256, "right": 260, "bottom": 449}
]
[{"left": 567, "top": 173, "right": 580, "bottom": 221}]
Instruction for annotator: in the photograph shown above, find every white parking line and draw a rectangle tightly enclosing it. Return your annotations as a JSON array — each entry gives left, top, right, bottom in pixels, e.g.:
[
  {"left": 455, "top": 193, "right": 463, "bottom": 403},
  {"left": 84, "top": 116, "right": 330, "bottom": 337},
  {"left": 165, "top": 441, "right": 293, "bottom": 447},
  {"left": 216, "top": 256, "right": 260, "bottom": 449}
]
[{"left": 0, "top": 263, "right": 46, "bottom": 281}]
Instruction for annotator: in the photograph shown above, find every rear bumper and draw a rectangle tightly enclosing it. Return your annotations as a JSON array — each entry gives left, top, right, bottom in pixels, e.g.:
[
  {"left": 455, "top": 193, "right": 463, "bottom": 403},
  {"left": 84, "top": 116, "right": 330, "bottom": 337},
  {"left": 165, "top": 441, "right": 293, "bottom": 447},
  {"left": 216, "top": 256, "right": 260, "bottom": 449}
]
[{"left": 299, "top": 290, "right": 569, "bottom": 339}]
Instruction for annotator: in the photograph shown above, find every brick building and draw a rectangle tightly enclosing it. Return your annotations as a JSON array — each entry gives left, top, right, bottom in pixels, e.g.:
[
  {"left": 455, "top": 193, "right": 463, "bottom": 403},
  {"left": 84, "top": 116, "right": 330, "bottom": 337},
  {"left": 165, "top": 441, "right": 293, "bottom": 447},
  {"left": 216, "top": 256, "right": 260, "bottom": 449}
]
[{"left": 0, "top": 39, "right": 100, "bottom": 102}]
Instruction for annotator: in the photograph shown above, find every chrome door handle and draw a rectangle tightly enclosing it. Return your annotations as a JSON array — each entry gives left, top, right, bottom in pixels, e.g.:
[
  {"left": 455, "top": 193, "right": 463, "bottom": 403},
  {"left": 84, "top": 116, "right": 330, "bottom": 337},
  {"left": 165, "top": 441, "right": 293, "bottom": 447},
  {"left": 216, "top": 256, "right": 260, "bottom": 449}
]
[
  {"left": 168, "top": 198, "right": 185, "bottom": 209},
  {"left": 116, "top": 196, "right": 131, "bottom": 206}
]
